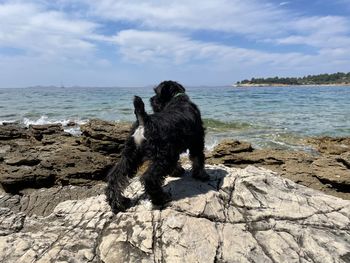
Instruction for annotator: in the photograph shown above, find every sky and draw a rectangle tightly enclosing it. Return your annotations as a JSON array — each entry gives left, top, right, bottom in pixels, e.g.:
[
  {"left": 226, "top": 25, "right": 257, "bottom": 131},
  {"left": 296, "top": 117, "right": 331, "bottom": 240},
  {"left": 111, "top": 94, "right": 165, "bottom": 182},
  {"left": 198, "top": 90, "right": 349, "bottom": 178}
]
[{"left": 1, "top": 0, "right": 350, "bottom": 87}]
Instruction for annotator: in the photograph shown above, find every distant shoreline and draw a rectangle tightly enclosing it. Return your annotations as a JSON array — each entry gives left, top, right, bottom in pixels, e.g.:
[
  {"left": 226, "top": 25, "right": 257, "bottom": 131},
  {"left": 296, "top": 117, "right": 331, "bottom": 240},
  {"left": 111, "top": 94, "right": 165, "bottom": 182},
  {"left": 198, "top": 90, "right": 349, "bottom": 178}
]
[
  {"left": 235, "top": 72, "right": 350, "bottom": 87},
  {"left": 233, "top": 83, "right": 350, "bottom": 87}
]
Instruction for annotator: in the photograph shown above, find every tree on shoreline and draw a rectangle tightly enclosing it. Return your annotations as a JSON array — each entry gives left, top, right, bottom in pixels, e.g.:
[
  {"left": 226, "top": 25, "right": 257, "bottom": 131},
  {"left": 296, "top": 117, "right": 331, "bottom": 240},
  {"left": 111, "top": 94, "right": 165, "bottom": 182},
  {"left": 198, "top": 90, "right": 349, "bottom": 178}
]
[{"left": 237, "top": 72, "right": 350, "bottom": 85}]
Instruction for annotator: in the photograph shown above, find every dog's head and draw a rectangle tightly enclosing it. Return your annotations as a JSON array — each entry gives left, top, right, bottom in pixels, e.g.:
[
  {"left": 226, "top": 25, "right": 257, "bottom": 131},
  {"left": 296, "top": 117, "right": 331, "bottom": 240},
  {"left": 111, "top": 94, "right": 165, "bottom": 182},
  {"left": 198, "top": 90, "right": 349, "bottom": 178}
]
[{"left": 150, "top": 81, "right": 186, "bottom": 112}]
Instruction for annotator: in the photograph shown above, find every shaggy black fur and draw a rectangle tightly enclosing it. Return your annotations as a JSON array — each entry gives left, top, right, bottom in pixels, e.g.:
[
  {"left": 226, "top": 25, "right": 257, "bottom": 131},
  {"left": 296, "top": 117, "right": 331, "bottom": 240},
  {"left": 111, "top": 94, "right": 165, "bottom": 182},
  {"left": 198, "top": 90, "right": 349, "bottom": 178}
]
[{"left": 105, "top": 81, "right": 209, "bottom": 213}]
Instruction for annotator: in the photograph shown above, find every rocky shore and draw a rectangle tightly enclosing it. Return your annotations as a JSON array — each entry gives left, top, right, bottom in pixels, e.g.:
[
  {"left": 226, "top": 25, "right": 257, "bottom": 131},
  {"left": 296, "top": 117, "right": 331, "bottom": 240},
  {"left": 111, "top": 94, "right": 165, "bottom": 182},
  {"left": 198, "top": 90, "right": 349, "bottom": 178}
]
[
  {"left": 207, "top": 138, "right": 350, "bottom": 200},
  {"left": 0, "top": 120, "right": 349, "bottom": 262}
]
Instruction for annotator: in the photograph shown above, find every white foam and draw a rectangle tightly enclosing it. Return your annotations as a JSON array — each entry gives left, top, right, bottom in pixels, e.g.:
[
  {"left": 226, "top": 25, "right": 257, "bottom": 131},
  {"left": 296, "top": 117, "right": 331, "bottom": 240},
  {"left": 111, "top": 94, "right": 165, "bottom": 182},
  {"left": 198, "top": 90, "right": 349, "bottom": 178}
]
[
  {"left": 0, "top": 119, "right": 16, "bottom": 125},
  {"left": 63, "top": 127, "right": 83, "bottom": 136},
  {"left": 21, "top": 116, "right": 88, "bottom": 136},
  {"left": 205, "top": 136, "right": 220, "bottom": 151},
  {"left": 22, "top": 116, "right": 86, "bottom": 127},
  {"left": 205, "top": 141, "right": 219, "bottom": 151}
]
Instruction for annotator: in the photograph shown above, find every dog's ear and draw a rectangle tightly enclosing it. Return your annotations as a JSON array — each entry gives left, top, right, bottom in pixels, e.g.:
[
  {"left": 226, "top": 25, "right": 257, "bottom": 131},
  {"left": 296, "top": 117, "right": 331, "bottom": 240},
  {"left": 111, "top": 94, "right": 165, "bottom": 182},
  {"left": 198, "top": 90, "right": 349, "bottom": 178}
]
[
  {"left": 169, "top": 81, "right": 186, "bottom": 95},
  {"left": 155, "top": 81, "right": 186, "bottom": 100}
]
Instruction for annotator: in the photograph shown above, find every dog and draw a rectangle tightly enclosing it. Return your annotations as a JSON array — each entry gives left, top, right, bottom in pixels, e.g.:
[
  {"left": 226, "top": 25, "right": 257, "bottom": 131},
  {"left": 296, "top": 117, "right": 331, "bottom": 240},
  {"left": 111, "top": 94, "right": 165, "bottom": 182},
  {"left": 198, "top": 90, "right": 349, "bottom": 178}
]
[{"left": 106, "top": 81, "right": 209, "bottom": 213}]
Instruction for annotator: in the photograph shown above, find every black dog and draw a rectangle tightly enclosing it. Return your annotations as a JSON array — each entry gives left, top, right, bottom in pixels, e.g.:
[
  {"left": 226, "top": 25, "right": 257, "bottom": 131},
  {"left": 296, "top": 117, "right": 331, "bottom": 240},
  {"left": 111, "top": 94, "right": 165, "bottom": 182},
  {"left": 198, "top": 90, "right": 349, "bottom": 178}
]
[{"left": 106, "top": 81, "right": 209, "bottom": 213}]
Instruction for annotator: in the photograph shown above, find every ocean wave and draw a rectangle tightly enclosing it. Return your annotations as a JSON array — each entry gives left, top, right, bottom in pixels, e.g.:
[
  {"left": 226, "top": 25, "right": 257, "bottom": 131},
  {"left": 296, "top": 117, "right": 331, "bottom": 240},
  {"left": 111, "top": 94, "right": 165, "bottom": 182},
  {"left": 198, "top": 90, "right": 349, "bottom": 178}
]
[
  {"left": 0, "top": 119, "right": 16, "bottom": 125},
  {"left": 21, "top": 116, "right": 88, "bottom": 136},
  {"left": 21, "top": 116, "right": 87, "bottom": 127}
]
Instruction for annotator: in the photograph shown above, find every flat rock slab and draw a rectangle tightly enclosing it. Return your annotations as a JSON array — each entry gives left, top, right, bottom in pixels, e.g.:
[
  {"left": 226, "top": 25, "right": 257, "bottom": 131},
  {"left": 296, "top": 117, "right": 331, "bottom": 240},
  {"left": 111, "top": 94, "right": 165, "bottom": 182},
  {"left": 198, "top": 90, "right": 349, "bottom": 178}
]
[
  {"left": 0, "top": 184, "right": 106, "bottom": 217},
  {"left": 1, "top": 165, "right": 349, "bottom": 263}
]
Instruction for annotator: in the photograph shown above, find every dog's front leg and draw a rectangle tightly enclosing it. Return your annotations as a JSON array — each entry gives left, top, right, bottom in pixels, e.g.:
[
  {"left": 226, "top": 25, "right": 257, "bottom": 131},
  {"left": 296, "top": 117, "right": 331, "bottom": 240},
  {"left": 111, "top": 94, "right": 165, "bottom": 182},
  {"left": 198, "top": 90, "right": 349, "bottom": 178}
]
[{"left": 189, "top": 140, "right": 210, "bottom": 181}]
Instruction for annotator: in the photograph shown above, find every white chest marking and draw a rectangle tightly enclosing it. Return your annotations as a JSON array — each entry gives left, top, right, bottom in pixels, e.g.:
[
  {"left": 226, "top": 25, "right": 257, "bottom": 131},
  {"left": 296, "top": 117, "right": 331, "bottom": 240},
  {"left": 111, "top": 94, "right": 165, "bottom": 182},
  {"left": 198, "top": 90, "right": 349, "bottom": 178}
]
[{"left": 132, "top": 126, "right": 146, "bottom": 146}]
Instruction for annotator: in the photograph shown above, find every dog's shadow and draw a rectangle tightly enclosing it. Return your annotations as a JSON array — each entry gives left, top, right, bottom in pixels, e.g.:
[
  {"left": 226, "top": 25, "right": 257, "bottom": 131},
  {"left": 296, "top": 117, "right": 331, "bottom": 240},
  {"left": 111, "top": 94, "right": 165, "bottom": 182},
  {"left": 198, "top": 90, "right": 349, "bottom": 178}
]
[{"left": 163, "top": 167, "right": 229, "bottom": 202}]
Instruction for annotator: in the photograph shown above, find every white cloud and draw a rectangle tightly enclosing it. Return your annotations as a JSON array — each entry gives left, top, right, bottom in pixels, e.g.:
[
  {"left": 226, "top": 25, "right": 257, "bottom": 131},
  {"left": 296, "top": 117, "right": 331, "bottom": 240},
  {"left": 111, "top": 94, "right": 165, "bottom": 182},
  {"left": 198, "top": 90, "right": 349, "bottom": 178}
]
[
  {"left": 0, "top": 2, "right": 98, "bottom": 58},
  {"left": 1, "top": 0, "right": 350, "bottom": 86},
  {"left": 52, "top": 0, "right": 350, "bottom": 57},
  {"left": 279, "top": 2, "right": 290, "bottom": 6},
  {"left": 112, "top": 29, "right": 313, "bottom": 69},
  {"left": 61, "top": 0, "right": 289, "bottom": 36},
  {"left": 291, "top": 16, "right": 349, "bottom": 34},
  {"left": 276, "top": 15, "right": 350, "bottom": 59}
]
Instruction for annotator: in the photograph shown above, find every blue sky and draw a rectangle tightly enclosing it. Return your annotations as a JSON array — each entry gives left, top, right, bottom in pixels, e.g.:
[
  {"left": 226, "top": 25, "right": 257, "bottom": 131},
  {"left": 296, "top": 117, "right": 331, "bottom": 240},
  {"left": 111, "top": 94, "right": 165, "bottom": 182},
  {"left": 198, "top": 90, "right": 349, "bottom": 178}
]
[{"left": 1, "top": 0, "right": 350, "bottom": 87}]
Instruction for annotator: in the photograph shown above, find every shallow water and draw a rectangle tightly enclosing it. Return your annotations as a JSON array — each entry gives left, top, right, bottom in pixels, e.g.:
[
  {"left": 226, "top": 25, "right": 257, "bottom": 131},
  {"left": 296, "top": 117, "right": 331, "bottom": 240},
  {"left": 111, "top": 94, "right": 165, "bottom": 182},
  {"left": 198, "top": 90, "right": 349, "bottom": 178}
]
[{"left": 1, "top": 85, "right": 349, "bottom": 150}]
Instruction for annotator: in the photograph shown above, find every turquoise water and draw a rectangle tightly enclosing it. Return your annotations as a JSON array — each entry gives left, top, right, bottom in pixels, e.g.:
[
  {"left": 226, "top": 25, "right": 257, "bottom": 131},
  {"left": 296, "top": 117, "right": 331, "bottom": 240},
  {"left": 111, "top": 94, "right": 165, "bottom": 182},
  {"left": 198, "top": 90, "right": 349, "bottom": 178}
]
[{"left": 0, "top": 86, "right": 349, "bottom": 150}]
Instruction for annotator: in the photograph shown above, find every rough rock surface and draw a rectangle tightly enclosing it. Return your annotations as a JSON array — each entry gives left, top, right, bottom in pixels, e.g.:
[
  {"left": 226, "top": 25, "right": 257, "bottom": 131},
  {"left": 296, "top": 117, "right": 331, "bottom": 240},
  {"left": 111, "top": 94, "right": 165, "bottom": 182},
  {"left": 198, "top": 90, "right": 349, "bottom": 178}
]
[
  {"left": 1, "top": 120, "right": 349, "bottom": 200},
  {"left": 306, "top": 137, "right": 350, "bottom": 155},
  {"left": 80, "top": 119, "right": 130, "bottom": 154},
  {"left": 0, "top": 120, "right": 130, "bottom": 193},
  {"left": 0, "top": 184, "right": 105, "bottom": 217},
  {"left": 207, "top": 139, "right": 350, "bottom": 200},
  {"left": 1, "top": 164, "right": 350, "bottom": 263},
  {"left": 1, "top": 120, "right": 350, "bottom": 262}
]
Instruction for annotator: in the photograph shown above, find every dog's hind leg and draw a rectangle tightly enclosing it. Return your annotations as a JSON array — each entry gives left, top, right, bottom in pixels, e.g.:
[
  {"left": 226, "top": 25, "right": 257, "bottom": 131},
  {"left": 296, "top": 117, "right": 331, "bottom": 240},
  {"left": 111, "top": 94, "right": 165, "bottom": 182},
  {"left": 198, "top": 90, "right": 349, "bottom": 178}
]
[
  {"left": 105, "top": 137, "right": 142, "bottom": 213},
  {"left": 141, "top": 158, "right": 177, "bottom": 207},
  {"left": 189, "top": 137, "right": 210, "bottom": 181}
]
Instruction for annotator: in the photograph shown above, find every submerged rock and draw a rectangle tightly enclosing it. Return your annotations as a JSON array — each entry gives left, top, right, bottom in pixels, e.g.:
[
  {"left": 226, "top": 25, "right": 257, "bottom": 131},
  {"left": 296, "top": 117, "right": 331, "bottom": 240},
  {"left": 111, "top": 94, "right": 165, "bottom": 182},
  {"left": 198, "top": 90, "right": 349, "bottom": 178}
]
[{"left": 0, "top": 165, "right": 349, "bottom": 263}]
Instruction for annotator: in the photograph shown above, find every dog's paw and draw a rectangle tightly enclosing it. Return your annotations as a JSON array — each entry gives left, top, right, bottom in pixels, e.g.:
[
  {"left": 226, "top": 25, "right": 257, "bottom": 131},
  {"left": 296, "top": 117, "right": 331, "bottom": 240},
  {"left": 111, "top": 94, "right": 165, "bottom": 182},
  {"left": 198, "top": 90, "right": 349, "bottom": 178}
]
[
  {"left": 110, "top": 196, "right": 132, "bottom": 213},
  {"left": 169, "top": 165, "right": 185, "bottom": 177},
  {"left": 151, "top": 191, "right": 172, "bottom": 209},
  {"left": 192, "top": 170, "right": 210, "bottom": 181},
  {"left": 120, "top": 196, "right": 132, "bottom": 210}
]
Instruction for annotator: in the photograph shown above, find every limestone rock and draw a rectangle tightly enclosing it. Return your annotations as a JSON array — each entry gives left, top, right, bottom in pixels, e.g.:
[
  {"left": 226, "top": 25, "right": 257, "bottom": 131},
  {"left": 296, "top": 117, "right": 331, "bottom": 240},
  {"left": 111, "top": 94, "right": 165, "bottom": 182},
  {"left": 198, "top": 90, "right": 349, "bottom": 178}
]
[
  {"left": 209, "top": 139, "right": 253, "bottom": 157},
  {"left": 80, "top": 119, "right": 130, "bottom": 154},
  {"left": 311, "top": 155, "right": 350, "bottom": 190},
  {"left": 28, "top": 124, "right": 64, "bottom": 141},
  {"left": 0, "top": 124, "right": 28, "bottom": 140},
  {"left": 207, "top": 139, "right": 312, "bottom": 167},
  {"left": 306, "top": 136, "right": 350, "bottom": 155},
  {"left": 1, "top": 165, "right": 349, "bottom": 263},
  {"left": 0, "top": 208, "right": 25, "bottom": 236},
  {"left": 207, "top": 139, "right": 350, "bottom": 200},
  {"left": 0, "top": 120, "right": 127, "bottom": 193},
  {"left": 0, "top": 184, "right": 106, "bottom": 217},
  {"left": 0, "top": 137, "right": 113, "bottom": 192}
]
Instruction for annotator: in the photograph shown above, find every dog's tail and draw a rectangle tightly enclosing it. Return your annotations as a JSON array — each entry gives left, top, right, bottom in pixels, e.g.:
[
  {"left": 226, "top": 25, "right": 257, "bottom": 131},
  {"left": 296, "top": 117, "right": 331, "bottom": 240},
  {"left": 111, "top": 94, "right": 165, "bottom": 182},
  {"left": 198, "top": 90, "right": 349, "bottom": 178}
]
[{"left": 133, "top": 96, "right": 147, "bottom": 126}]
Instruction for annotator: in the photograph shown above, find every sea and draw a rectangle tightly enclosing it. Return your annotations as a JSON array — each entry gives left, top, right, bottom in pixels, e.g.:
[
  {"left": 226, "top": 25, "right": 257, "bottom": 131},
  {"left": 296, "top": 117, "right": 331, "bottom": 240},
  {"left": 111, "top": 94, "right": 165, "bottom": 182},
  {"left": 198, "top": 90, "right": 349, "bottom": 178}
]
[{"left": 1, "top": 85, "right": 349, "bottom": 151}]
